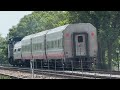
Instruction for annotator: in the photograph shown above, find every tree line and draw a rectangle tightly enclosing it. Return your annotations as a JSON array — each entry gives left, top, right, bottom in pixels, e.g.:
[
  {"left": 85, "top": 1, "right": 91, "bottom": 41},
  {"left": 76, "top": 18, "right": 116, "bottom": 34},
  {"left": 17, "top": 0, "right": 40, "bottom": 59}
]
[{"left": 1, "top": 11, "right": 120, "bottom": 70}]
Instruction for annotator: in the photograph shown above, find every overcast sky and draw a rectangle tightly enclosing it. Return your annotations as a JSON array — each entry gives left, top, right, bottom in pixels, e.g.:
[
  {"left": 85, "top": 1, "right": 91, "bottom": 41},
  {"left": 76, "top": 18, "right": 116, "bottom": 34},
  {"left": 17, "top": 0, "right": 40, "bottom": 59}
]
[{"left": 0, "top": 11, "right": 33, "bottom": 38}]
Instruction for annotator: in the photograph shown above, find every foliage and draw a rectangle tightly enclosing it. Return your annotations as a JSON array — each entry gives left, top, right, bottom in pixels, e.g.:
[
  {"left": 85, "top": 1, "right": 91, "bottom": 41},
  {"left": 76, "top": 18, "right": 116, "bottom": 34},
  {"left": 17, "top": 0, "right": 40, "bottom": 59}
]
[
  {"left": 0, "top": 75, "right": 12, "bottom": 79},
  {"left": 0, "top": 34, "right": 8, "bottom": 64},
  {"left": 8, "top": 11, "right": 69, "bottom": 38},
  {"left": 68, "top": 11, "right": 120, "bottom": 70}
]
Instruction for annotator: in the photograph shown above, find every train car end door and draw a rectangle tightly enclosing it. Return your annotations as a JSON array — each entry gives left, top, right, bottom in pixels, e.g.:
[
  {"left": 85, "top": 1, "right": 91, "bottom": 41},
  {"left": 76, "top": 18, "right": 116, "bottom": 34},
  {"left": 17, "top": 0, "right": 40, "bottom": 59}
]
[{"left": 73, "top": 33, "right": 88, "bottom": 57}]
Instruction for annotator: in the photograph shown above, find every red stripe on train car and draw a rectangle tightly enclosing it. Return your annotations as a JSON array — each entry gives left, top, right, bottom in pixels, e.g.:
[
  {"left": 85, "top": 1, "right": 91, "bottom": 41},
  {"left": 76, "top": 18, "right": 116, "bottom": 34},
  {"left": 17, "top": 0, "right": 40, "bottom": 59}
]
[
  {"left": 33, "top": 55, "right": 44, "bottom": 59},
  {"left": 47, "top": 53, "right": 64, "bottom": 59}
]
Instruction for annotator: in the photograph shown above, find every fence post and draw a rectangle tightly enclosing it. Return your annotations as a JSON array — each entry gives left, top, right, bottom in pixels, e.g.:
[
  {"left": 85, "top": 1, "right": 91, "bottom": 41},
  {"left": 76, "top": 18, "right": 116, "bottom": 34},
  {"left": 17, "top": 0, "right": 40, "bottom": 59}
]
[
  {"left": 41, "top": 60, "right": 43, "bottom": 76},
  {"left": 81, "top": 58, "right": 83, "bottom": 79},
  {"left": 54, "top": 59, "right": 56, "bottom": 78},
  {"left": 62, "top": 59, "right": 64, "bottom": 78},
  {"left": 48, "top": 59, "right": 49, "bottom": 70},
  {"left": 93, "top": 58, "right": 96, "bottom": 79},
  {"left": 35, "top": 59, "right": 37, "bottom": 69},
  {"left": 30, "top": 59, "right": 34, "bottom": 79},
  {"left": 71, "top": 60, "right": 73, "bottom": 75}
]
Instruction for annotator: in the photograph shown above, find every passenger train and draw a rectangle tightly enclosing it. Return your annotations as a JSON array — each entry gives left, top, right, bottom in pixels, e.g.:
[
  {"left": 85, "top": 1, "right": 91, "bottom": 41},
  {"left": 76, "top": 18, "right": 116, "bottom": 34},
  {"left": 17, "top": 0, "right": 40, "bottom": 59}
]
[{"left": 8, "top": 23, "right": 98, "bottom": 69}]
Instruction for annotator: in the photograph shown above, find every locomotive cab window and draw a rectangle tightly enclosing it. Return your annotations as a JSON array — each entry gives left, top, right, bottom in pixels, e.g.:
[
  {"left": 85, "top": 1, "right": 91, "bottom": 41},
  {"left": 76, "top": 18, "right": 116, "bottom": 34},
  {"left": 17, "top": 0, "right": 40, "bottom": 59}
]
[
  {"left": 18, "top": 48, "right": 21, "bottom": 51},
  {"left": 78, "top": 36, "right": 83, "bottom": 42}
]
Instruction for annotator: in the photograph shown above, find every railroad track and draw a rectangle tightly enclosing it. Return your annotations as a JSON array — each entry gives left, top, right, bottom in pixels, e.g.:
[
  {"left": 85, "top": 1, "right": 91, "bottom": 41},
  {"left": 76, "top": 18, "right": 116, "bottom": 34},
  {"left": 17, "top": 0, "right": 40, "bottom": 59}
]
[{"left": 0, "top": 66, "right": 120, "bottom": 79}]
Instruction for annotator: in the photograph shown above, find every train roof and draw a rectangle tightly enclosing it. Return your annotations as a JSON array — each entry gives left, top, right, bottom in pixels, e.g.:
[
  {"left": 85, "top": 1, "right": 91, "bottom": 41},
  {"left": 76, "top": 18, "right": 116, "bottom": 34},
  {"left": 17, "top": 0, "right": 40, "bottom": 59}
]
[
  {"left": 47, "top": 24, "right": 69, "bottom": 34},
  {"left": 22, "top": 34, "right": 35, "bottom": 41},
  {"left": 21, "top": 24, "right": 69, "bottom": 40},
  {"left": 21, "top": 23, "right": 95, "bottom": 41},
  {"left": 46, "top": 23, "right": 96, "bottom": 35},
  {"left": 32, "top": 30, "right": 49, "bottom": 38},
  {"left": 14, "top": 41, "right": 21, "bottom": 48}
]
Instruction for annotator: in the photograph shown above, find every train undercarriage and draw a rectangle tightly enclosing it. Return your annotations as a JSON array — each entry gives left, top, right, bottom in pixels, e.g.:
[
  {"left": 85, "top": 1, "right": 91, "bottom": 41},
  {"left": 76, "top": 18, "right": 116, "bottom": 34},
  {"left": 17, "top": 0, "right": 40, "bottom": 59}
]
[{"left": 9, "top": 57, "right": 96, "bottom": 71}]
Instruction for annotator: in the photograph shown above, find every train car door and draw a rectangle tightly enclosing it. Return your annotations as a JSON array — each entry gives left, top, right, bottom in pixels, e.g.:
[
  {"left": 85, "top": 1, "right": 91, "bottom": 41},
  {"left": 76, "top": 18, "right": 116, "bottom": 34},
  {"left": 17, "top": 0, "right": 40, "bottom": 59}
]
[{"left": 73, "top": 33, "right": 88, "bottom": 57}]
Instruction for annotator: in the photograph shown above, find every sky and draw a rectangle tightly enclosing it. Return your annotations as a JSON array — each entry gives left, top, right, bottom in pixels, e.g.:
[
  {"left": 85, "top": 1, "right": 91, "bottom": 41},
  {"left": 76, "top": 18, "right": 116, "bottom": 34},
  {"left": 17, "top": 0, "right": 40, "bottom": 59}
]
[{"left": 0, "top": 11, "right": 33, "bottom": 38}]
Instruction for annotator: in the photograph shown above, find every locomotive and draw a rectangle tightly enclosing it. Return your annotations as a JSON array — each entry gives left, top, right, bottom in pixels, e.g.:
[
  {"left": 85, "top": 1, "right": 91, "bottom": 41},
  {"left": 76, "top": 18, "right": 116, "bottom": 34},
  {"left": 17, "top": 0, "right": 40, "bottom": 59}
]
[{"left": 8, "top": 23, "right": 98, "bottom": 69}]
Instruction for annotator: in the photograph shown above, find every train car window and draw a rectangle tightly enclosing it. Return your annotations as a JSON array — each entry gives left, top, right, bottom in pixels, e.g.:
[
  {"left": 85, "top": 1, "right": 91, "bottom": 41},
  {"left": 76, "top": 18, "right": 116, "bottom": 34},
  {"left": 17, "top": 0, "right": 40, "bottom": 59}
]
[
  {"left": 25, "top": 45, "right": 27, "bottom": 51},
  {"left": 49, "top": 42, "right": 50, "bottom": 49},
  {"left": 18, "top": 48, "right": 21, "bottom": 51},
  {"left": 28, "top": 45, "right": 30, "bottom": 51},
  {"left": 26, "top": 46, "right": 27, "bottom": 52},
  {"left": 61, "top": 39, "right": 63, "bottom": 48},
  {"left": 56, "top": 40, "right": 58, "bottom": 48},
  {"left": 36, "top": 44, "right": 38, "bottom": 50},
  {"left": 52, "top": 41, "right": 54, "bottom": 48},
  {"left": 14, "top": 49, "right": 16, "bottom": 52},
  {"left": 22, "top": 46, "right": 24, "bottom": 52},
  {"left": 53, "top": 41, "right": 55, "bottom": 48},
  {"left": 33, "top": 44, "right": 34, "bottom": 51},
  {"left": 51, "top": 41, "right": 53, "bottom": 48},
  {"left": 35, "top": 44, "right": 37, "bottom": 50},
  {"left": 41, "top": 43, "right": 42, "bottom": 50},
  {"left": 34, "top": 44, "right": 35, "bottom": 51},
  {"left": 27, "top": 45, "right": 30, "bottom": 52},
  {"left": 27, "top": 45, "right": 29, "bottom": 52},
  {"left": 41, "top": 43, "right": 43, "bottom": 50},
  {"left": 78, "top": 36, "right": 83, "bottom": 42},
  {"left": 40, "top": 43, "right": 41, "bottom": 50},
  {"left": 28, "top": 45, "right": 30, "bottom": 52},
  {"left": 53, "top": 41, "right": 54, "bottom": 48},
  {"left": 47, "top": 42, "right": 48, "bottom": 49},
  {"left": 59, "top": 39, "right": 61, "bottom": 48},
  {"left": 32, "top": 44, "right": 34, "bottom": 51},
  {"left": 34, "top": 44, "right": 36, "bottom": 51},
  {"left": 28, "top": 45, "right": 29, "bottom": 51},
  {"left": 23, "top": 46, "right": 25, "bottom": 52},
  {"left": 38, "top": 43, "right": 40, "bottom": 50},
  {"left": 29, "top": 45, "right": 30, "bottom": 51},
  {"left": 57, "top": 40, "right": 60, "bottom": 48},
  {"left": 33, "top": 44, "right": 35, "bottom": 51},
  {"left": 26, "top": 46, "right": 27, "bottom": 51},
  {"left": 59, "top": 39, "right": 62, "bottom": 48},
  {"left": 23, "top": 46, "right": 25, "bottom": 51},
  {"left": 23, "top": 46, "right": 26, "bottom": 52},
  {"left": 38, "top": 43, "right": 39, "bottom": 50},
  {"left": 48, "top": 42, "right": 50, "bottom": 49}
]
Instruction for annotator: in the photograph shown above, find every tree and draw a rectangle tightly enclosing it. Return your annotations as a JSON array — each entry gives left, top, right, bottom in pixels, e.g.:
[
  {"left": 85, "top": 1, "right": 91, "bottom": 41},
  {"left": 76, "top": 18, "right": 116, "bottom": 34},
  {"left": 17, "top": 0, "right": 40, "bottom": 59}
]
[
  {"left": 8, "top": 11, "right": 69, "bottom": 38},
  {"left": 68, "top": 11, "right": 120, "bottom": 70},
  {"left": 0, "top": 34, "right": 8, "bottom": 64}
]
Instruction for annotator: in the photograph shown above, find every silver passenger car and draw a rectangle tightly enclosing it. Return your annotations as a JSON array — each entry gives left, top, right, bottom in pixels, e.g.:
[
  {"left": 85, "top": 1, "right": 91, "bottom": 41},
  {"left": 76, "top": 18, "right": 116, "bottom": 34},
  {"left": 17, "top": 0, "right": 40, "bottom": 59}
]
[
  {"left": 46, "top": 23, "right": 97, "bottom": 60},
  {"left": 32, "top": 30, "right": 49, "bottom": 60}
]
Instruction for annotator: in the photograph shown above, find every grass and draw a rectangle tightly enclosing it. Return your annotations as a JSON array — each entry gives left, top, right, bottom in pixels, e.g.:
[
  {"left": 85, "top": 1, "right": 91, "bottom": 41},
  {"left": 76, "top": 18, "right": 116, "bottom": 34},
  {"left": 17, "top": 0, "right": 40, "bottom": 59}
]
[{"left": 0, "top": 74, "right": 12, "bottom": 79}]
